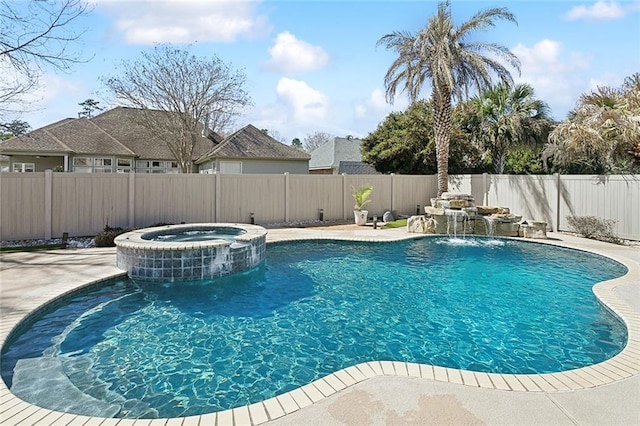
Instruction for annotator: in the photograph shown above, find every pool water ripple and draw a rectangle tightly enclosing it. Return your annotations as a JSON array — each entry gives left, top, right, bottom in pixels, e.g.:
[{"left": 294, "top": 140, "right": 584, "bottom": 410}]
[{"left": 1, "top": 237, "right": 628, "bottom": 419}]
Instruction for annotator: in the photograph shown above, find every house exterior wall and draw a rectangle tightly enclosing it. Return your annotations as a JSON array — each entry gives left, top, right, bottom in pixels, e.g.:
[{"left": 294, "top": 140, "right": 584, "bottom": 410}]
[
  {"left": 5, "top": 155, "right": 64, "bottom": 172},
  {"left": 198, "top": 159, "right": 309, "bottom": 174},
  {"left": 241, "top": 159, "right": 308, "bottom": 174}
]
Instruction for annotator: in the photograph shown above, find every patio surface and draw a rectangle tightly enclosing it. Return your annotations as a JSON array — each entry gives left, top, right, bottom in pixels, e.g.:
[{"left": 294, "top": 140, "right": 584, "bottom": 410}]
[{"left": 1, "top": 226, "right": 639, "bottom": 425}]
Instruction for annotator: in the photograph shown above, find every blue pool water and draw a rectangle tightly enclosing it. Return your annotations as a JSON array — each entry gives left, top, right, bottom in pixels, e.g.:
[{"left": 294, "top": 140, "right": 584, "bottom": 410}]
[
  {"left": 1, "top": 237, "right": 628, "bottom": 418},
  {"left": 141, "top": 227, "right": 245, "bottom": 242}
]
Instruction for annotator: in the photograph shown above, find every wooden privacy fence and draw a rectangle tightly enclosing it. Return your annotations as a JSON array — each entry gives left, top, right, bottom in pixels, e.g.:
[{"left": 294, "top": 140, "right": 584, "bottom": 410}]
[{"left": 1, "top": 171, "right": 638, "bottom": 241}]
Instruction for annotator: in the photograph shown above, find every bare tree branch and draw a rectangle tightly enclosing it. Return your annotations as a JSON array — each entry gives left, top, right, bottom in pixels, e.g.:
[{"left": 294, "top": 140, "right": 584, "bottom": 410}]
[
  {"left": 101, "top": 45, "right": 252, "bottom": 173},
  {"left": 0, "top": 0, "right": 91, "bottom": 117},
  {"left": 303, "top": 131, "right": 333, "bottom": 152}
]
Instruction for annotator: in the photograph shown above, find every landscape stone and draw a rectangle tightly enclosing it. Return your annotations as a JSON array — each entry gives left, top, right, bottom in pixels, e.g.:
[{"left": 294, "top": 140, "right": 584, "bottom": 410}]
[
  {"left": 522, "top": 221, "right": 548, "bottom": 239},
  {"left": 406, "top": 216, "right": 437, "bottom": 234},
  {"left": 424, "top": 206, "right": 445, "bottom": 216}
]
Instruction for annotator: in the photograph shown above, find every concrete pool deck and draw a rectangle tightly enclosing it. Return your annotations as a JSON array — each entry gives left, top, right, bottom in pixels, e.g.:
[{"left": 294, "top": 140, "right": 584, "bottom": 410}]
[{"left": 1, "top": 227, "right": 638, "bottom": 425}]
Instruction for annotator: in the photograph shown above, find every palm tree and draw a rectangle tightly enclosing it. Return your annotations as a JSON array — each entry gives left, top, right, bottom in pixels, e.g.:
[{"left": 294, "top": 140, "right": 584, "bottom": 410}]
[
  {"left": 471, "top": 83, "right": 551, "bottom": 173},
  {"left": 377, "top": 1, "right": 520, "bottom": 195},
  {"left": 546, "top": 73, "right": 640, "bottom": 174}
]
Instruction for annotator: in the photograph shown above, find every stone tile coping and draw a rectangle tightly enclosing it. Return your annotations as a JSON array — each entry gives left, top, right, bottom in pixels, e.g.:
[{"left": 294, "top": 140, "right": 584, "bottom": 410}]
[
  {"left": 114, "top": 223, "right": 267, "bottom": 251},
  {"left": 0, "top": 230, "right": 638, "bottom": 425}
]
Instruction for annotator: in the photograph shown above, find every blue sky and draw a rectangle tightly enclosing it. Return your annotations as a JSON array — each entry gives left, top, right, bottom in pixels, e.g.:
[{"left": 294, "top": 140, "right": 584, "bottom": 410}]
[{"left": 7, "top": 0, "right": 640, "bottom": 144}]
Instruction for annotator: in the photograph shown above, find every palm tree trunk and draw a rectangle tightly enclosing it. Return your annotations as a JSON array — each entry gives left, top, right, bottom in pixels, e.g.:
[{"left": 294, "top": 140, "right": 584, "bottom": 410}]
[
  {"left": 493, "top": 150, "right": 505, "bottom": 174},
  {"left": 433, "top": 96, "right": 452, "bottom": 196}
]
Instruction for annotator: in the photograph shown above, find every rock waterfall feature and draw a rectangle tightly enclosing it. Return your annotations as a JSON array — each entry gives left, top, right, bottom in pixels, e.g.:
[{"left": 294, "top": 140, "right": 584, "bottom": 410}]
[{"left": 407, "top": 192, "right": 547, "bottom": 238}]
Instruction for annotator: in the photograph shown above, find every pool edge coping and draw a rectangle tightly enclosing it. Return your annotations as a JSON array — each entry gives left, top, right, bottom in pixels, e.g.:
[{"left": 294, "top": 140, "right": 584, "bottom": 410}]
[{"left": 0, "top": 231, "right": 638, "bottom": 425}]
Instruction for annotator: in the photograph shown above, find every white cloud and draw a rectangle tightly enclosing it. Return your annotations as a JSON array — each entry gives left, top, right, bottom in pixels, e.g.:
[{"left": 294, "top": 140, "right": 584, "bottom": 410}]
[
  {"left": 1, "top": 55, "right": 86, "bottom": 118},
  {"left": 264, "top": 31, "right": 329, "bottom": 73},
  {"left": 511, "top": 39, "right": 594, "bottom": 118},
  {"left": 276, "top": 78, "right": 328, "bottom": 124},
  {"left": 353, "top": 88, "right": 408, "bottom": 125},
  {"left": 4, "top": 73, "right": 89, "bottom": 128},
  {"left": 564, "top": 1, "right": 625, "bottom": 20},
  {"left": 97, "top": 0, "right": 269, "bottom": 44},
  {"left": 354, "top": 88, "right": 388, "bottom": 118}
]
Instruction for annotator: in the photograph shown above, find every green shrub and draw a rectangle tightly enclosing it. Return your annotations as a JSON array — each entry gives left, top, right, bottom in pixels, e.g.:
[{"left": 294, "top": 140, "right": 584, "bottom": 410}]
[
  {"left": 95, "top": 225, "right": 134, "bottom": 247},
  {"left": 566, "top": 216, "right": 622, "bottom": 244}
]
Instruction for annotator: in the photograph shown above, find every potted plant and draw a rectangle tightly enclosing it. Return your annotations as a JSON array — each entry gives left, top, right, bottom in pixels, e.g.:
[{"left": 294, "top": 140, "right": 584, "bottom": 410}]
[{"left": 352, "top": 185, "right": 373, "bottom": 225}]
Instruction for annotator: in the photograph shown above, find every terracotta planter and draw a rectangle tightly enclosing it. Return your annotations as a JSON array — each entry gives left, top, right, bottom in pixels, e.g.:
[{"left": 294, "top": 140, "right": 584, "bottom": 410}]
[{"left": 354, "top": 210, "right": 368, "bottom": 226}]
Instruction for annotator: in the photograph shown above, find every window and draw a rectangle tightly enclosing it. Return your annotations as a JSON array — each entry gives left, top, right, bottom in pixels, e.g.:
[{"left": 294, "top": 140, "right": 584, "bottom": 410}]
[
  {"left": 94, "top": 158, "right": 112, "bottom": 173},
  {"left": 199, "top": 162, "right": 214, "bottom": 174},
  {"left": 73, "top": 157, "right": 91, "bottom": 166},
  {"left": 136, "top": 159, "right": 183, "bottom": 173},
  {"left": 12, "top": 163, "right": 35, "bottom": 172},
  {"left": 116, "top": 159, "right": 132, "bottom": 173},
  {"left": 72, "top": 157, "right": 114, "bottom": 173},
  {"left": 219, "top": 161, "right": 242, "bottom": 174}
]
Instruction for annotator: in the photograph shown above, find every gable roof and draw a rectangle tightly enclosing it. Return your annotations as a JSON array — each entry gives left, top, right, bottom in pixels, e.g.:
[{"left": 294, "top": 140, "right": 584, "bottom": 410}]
[
  {"left": 309, "top": 137, "right": 364, "bottom": 169},
  {"left": 196, "top": 124, "right": 310, "bottom": 163},
  {"left": 0, "top": 117, "right": 134, "bottom": 156},
  {"left": 91, "top": 107, "right": 220, "bottom": 160},
  {"left": 0, "top": 107, "right": 220, "bottom": 160}
]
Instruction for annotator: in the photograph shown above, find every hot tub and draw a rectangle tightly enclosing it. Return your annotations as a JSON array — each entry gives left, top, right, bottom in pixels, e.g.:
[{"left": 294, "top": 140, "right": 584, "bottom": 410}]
[{"left": 114, "top": 223, "right": 267, "bottom": 281}]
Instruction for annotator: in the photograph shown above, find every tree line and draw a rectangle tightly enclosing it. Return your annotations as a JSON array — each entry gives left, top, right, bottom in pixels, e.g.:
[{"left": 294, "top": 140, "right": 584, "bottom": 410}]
[{"left": 362, "top": 75, "right": 639, "bottom": 176}]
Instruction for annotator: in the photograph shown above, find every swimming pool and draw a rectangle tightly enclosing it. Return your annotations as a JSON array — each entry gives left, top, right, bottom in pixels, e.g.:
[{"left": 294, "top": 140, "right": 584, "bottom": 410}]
[{"left": 1, "top": 237, "right": 628, "bottom": 419}]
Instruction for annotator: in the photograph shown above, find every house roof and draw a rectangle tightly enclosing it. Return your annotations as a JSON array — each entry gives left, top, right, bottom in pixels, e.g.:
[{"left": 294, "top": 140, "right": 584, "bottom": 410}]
[
  {"left": 337, "top": 161, "right": 380, "bottom": 175},
  {"left": 0, "top": 107, "right": 219, "bottom": 160},
  {"left": 196, "top": 124, "right": 310, "bottom": 163},
  {"left": 309, "top": 137, "right": 364, "bottom": 169},
  {"left": 91, "top": 107, "right": 219, "bottom": 160}
]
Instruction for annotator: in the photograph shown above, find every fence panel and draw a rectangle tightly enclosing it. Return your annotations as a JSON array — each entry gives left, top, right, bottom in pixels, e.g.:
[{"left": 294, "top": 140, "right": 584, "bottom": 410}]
[
  {"left": 1, "top": 173, "right": 638, "bottom": 241},
  {"left": 288, "top": 174, "right": 344, "bottom": 221},
  {"left": 1, "top": 172, "right": 46, "bottom": 240},
  {"left": 345, "top": 175, "right": 392, "bottom": 218},
  {"left": 134, "top": 174, "right": 215, "bottom": 227},
  {"left": 559, "top": 175, "right": 640, "bottom": 240},
  {"left": 218, "top": 174, "right": 285, "bottom": 224},
  {"left": 52, "top": 173, "right": 130, "bottom": 237},
  {"left": 393, "top": 175, "right": 436, "bottom": 215},
  {"left": 484, "top": 174, "right": 558, "bottom": 229}
]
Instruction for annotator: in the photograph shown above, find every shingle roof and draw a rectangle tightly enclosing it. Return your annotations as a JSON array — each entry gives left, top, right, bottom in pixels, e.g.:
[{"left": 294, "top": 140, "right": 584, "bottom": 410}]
[
  {"left": 47, "top": 118, "right": 135, "bottom": 156},
  {"left": 196, "top": 124, "right": 310, "bottom": 163},
  {"left": 0, "top": 107, "right": 220, "bottom": 160},
  {"left": 1, "top": 117, "right": 72, "bottom": 153},
  {"left": 91, "top": 107, "right": 219, "bottom": 160},
  {"left": 309, "top": 137, "right": 364, "bottom": 169},
  {"left": 337, "top": 161, "right": 380, "bottom": 175}
]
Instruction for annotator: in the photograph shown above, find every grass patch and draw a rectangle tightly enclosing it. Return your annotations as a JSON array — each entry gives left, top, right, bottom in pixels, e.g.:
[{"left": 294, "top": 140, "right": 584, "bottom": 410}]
[
  {"left": 384, "top": 218, "right": 407, "bottom": 229},
  {"left": 0, "top": 244, "right": 67, "bottom": 253}
]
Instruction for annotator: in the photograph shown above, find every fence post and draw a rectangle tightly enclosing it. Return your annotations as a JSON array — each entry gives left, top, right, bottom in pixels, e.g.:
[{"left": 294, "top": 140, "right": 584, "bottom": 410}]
[
  {"left": 215, "top": 172, "right": 221, "bottom": 222},
  {"left": 128, "top": 172, "right": 136, "bottom": 228},
  {"left": 44, "top": 170, "right": 52, "bottom": 240},
  {"left": 482, "top": 173, "right": 488, "bottom": 206},
  {"left": 390, "top": 173, "right": 395, "bottom": 213},
  {"left": 284, "top": 172, "right": 290, "bottom": 222},
  {"left": 342, "top": 173, "right": 348, "bottom": 220},
  {"left": 554, "top": 173, "right": 561, "bottom": 232}
]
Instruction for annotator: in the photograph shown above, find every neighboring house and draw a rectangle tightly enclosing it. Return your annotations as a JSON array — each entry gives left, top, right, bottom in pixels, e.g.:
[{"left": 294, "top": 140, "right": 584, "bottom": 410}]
[
  {"left": 196, "top": 124, "right": 310, "bottom": 174},
  {"left": 0, "top": 107, "right": 218, "bottom": 173},
  {"left": 0, "top": 107, "right": 310, "bottom": 174},
  {"left": 308, "top": 136, "right": 379, "bottom": 175}
]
